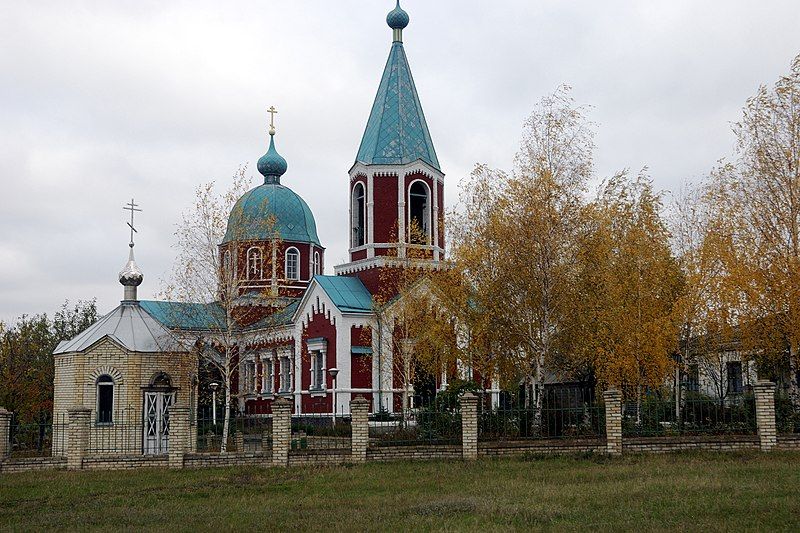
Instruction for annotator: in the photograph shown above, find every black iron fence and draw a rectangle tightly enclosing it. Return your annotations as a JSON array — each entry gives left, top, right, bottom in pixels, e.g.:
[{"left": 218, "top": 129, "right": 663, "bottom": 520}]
[
  {"left": 9, "top": 414, "right": 68, "bottom": 458},
  {"left": 622, "top": 394, "right": 757, "bottom": 437},
  {"left": 479, "top": 389, "right": 605, "bottom": 441},
  {"left": 369, "top": 395, "right": 462, "bottom": 446},
  {"left": 775, "top": 393, "right": 800, "bottom": 434},
  {"left": 87, "top": 410, "right": 144, "bottom": 455}
]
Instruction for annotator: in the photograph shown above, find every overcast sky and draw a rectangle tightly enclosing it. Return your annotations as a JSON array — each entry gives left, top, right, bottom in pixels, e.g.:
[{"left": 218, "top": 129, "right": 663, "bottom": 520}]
[{"left": 1, "top": 0, "right": 798, "bottom": 322}]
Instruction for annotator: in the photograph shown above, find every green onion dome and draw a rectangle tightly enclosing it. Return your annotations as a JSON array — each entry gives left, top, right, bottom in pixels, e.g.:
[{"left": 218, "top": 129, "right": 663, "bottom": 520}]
[{"left": 387, "top": 1, "right": 409, "bottom": 30}]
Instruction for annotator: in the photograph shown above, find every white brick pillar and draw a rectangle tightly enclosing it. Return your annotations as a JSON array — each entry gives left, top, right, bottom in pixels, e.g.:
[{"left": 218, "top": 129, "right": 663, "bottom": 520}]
[
  {"left": 754, "top": 380, "right": 777, "bottom": 452},
  {"left": 272, "top": 398, "right": 292, "bottom": 467},
  {"left": 0, "top": 408, "right": 11, "bottom": 459},
  {"left": 603, "top": 390, "right": 623, "bottom": 456},
  {"left": 461, "top": 392, "right": 478, "bottom": 460},
  {"left": 169, "top": 407, "right": 190, "bottom": 469},
  {"left": 350, "top": 396, "right": 370, "bottom": 463},
  {"left": 67, "top": 408, "right": 91, "bottom": 471}
]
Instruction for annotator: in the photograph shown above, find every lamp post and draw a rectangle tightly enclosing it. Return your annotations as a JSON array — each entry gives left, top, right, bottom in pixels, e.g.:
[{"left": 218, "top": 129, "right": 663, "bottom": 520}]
[
  {"left": 209, "top": 382, "right": 220, "bottom": 426},
  {"left": 328, "top": 368, "right": 339, "bottom": 427}
]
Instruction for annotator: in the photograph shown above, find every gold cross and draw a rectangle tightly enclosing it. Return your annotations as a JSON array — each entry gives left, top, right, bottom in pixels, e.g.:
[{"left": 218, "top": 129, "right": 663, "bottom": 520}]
[{"left": 267, "top": 106, "right": 278, "bottom": 134}]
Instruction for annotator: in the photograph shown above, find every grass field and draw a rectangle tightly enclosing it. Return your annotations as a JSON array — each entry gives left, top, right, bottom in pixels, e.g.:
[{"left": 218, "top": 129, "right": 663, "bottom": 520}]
[{"left": 1, "top": 452, "right": 799, "bottom": 531}]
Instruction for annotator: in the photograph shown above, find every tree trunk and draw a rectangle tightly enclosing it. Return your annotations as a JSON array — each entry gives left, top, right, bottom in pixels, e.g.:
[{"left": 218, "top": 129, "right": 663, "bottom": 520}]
[
  {"left": 532, "top": 356, "right": 544, "bottom": 436},
  {"left": 789, "top": 343, "right": 800, "bottom": 408},
  {"left": 221, "top": 359, "right": 231, "bottom": 454}
]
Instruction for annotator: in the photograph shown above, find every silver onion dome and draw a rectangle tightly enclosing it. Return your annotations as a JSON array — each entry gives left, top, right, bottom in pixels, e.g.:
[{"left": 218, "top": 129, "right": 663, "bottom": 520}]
[{"left": 119, "top": 245, "right": 143, "bottom": 301}]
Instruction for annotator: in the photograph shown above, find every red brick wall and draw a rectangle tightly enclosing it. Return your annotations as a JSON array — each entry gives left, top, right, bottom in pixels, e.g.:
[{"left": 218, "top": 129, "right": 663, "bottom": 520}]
[
  {"left": 372, "top": 174, "right": 398, "bottom": 244},
  {"left": 301, "top": 310, "right": 336, "bottom": 413}
]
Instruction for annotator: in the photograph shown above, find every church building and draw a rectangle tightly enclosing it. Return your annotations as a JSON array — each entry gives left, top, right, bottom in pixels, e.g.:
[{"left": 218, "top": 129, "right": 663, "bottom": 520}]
[{"left": 52, "top": 2, "right": 489, "bottom": 454}]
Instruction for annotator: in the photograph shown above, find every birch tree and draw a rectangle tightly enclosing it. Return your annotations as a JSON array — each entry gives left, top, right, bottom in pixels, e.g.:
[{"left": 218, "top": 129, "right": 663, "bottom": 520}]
[{"left": 164, "top": 166, "right": 281, "bottom": 452}]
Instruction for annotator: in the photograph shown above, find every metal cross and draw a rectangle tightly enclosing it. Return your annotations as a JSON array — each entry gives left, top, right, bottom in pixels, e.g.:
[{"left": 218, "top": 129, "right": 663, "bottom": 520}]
[
  {"left": 267, "top": 105, "right": 278, "bottom": 134},
  {"left": 123, "top": 198, "right": 142, "bottom": 247}
]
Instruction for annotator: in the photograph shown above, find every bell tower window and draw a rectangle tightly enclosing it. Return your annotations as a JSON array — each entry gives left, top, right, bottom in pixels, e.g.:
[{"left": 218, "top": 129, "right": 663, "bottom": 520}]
[
  {"left": 352, "top": 183, "right": 366, "bottom": 247},
  {"left": 409, "top": 181, "right": 430, "bottom": 244},
  {"left": 285, "top": 247, "right": 300, "bottom": 280}
]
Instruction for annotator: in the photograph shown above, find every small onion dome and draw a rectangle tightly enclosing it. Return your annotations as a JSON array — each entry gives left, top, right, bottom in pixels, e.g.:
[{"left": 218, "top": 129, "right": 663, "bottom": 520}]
[
  {"left": 387, "top": 1, "right": 409, "bottom": 30},
  {"left": 119, "top": 246, "right": 143, "bottom": 287},
  {"left": 257, "top": 133, "right": 288, "bottom": 184}
]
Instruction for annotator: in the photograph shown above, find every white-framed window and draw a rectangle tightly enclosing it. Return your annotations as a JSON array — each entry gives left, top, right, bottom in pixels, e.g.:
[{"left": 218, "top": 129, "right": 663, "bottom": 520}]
[
  {"left": 352, "top": 182, "right": 366, "bottom": 247},
  {"left": 241, "top": 360, "right": 257, "bottom": 394},
  {"left": 311, "top": 351, "right": 325, "bottom": 391},
  {"left": 314, "top": 251, "right": 321, "bottom": 276},
  {"left": 408, "top": 180, "right": 431, "bottom": 244},
  {"left": 96, "top": 375, "right": 114, "bottom": 424},
  {"left": 261, "top": 355, "right": 274, "bottom": 394},
  {"left": 285, "top": 247, "right": 300, "bottom": 281},
  {"left": 279, "top": 357, "right": 292, "bottom": 393},
  {"left": 247, "top": 247, "right": 263, "bottom": 280}
]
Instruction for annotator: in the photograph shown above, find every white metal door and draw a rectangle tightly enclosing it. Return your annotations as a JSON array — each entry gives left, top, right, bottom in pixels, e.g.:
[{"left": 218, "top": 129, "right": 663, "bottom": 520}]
[{"left": 143, "top": 391, "right": 174, "bottom": 455}]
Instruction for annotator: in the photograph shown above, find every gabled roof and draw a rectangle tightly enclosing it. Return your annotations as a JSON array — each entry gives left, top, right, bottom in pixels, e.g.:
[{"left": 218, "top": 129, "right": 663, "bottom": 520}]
[
  {"left": 54, "top": 302, "right": 188, "bottom": 355},
  {"left": 355, "top": 41, "right": 440, "bottom": 171},
  {"left": 314, "top": 275, "right": 374, "bottom": 313}
]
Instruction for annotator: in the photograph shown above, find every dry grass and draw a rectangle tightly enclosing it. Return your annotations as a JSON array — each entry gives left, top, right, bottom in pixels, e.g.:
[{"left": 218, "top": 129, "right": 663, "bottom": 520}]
[{"left": 1, "top": 452, "right": 799, "bottom": 531}]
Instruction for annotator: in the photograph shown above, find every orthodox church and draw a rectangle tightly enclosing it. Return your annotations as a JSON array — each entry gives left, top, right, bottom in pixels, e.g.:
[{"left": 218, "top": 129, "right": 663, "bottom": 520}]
[{"left": 52, "top": 1, "right": 479, "bottom": 451}]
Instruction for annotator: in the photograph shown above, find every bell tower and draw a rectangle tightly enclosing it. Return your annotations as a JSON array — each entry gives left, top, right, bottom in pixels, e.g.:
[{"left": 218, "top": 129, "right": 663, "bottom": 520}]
[{"left": 335, "top": 1, "right": 445, "bottom": 294}]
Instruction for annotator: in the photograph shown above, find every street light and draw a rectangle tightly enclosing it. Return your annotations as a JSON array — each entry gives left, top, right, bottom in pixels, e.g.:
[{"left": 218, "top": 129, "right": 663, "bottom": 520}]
[
  {"left": 328, "top": 368, "right": 339, "bottom": 427},
  {"left": 209, "top": 382, "right": 220, "bottom": 426}
]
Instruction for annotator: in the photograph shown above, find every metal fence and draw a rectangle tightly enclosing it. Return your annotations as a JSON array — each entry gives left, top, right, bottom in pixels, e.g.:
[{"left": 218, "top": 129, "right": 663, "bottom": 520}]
[
  {"left": 775, "top": 394, "right": 800, "bottom": 434},
  {"left": 479, "top": 389, "right": 605, "bottom": 441},
  {"left": 369, "top": 396, "right": 462, "bottom": 446},
  {"left": 9, "top": 414, "right": 68, "bottom": 458},
  {"left": 623, "top": 394, "right": 757, "bottom": 437},
  {"left": 87, "top": 410, "right": 144, "bottom": 455}
]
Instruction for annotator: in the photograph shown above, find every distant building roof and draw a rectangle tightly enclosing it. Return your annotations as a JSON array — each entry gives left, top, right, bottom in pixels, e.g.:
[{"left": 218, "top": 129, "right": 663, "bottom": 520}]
[
  {"left": 355, "top": 39, "right": 440, "bottom": 171},
  {"left": 314, "top": 275, "right": 373, "bottom": 313},
  {"left": 54, "top": 302, "right": 188, "bottom": 354}
]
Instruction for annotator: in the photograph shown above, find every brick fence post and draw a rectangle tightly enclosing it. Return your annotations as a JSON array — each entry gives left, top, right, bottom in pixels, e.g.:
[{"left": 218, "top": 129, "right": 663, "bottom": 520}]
[
  {"left": 235, "top": 431, "right": 245, "bottom": 453},
  {"left": 461, "top": 392, "right": 478, "bottom": 460},
  {"left": 350, "top": 396, "right": 370, "bottom": 464},
  {"left": 754, "top": 380, "right": 777, "bottom": 452},
  {"left": 67, "top": 408, "right": 91, "bottom": 471},
  {"left": 272, "top": 398, "right": 291, "bottom": 467},
  {"left": 169, "top": 407, "right": 190, "bottom": 469},
  {"left": 603, "top": 390, "right": 623, "bottom": 456},
  {"left": 0, "top": 408, "right": 11, "bottom": 460}
]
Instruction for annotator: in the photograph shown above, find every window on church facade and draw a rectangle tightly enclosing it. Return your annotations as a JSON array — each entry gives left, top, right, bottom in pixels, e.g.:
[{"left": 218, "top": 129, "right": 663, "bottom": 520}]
[
  {"left": 352, "top": 183, "right": 365, "bottom": 247},
  {"left": 285, "top": 248, "right": 300, "bottom": 280},
  {"left": 409, "top": 181, "right": 430, "bottom": 244},
  {"left": 242, "top": 361, "right": 257, "bottom": 394},
  {"left": 247, "top": 247, "right": 263, "bottom": 280},
  {"left": 261, "top": 356, "right": 274, "bottom": 394},
  {"left": 311, "top": 351, "right": 325, "bottom": 391},
  {"left": 314, "top": 251, "right": 321, "bottom": 276},
  {"left": 96, "top": 375, "right": 114, "bottom": 424},
  {"left": 279, "top": 357, "right": 292, "bottom": 393}
]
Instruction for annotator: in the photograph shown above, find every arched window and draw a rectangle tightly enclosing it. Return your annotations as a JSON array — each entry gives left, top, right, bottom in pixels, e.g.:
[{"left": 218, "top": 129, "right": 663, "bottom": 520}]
[
  {"left": 352, "top": 183, "right": 366, "bottom": 247},
  {"left": 409, "top": 181, "right": 430, "bottom": 244},
  {"left": 96, "top": 375, "right": 114, "bottom": 424},
  {"left": 247, "top": 247, "right": 263, "bottom": 280},
  {"left": 314, "top": 251, "right": 321, "bottom": 276},
  {"left": 285, "top": 247, "right": 300, "bottom": 281}
]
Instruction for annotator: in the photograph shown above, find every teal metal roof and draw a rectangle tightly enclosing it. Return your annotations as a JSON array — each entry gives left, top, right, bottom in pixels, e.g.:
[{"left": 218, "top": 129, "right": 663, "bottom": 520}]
[
  {"left": 140, "top": 301, "right": 226, "bottom": 331},
  {"left": 356, "top": 41, "right": 440, "bottom": 171},
  {"left": 223, "top": 183, "right": 321, "bottom": 246},
  {"left": 315, "top": 275, "right": 373, "bottom": 313},
  {"left": 244, "top": 299, "right": 300, "bottom": 329}
]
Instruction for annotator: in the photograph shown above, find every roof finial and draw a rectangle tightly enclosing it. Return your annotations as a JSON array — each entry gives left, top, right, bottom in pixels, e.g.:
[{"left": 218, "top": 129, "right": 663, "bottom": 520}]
[
  {"left": 387, "top": 0, "right": 409, "bottom": 42},
  {"left": 120, "top": 199, "right": 144, "bottom": 302},
  {"left": 258, "top": 106, "right": 288, "bottom": 184}
]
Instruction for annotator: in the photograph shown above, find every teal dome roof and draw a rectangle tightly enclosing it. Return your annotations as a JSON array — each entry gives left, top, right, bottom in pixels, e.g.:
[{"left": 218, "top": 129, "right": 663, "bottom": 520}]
[
  {"left": 387, "top": 1, "right": 409, "bottom": 30},
  {"left": 223, "top": 183, "right": 321, "bottom": 246}
]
